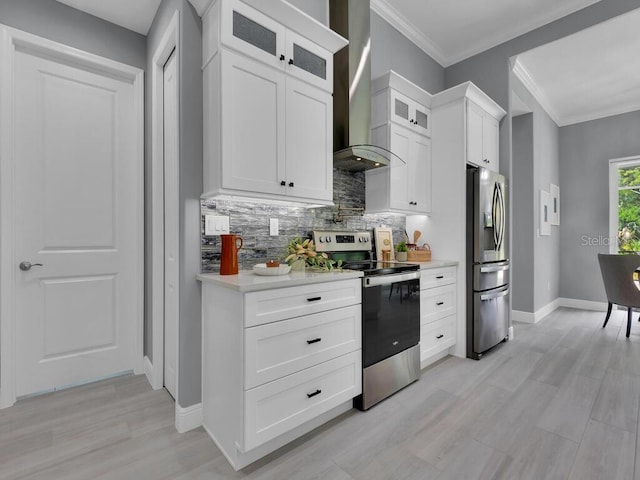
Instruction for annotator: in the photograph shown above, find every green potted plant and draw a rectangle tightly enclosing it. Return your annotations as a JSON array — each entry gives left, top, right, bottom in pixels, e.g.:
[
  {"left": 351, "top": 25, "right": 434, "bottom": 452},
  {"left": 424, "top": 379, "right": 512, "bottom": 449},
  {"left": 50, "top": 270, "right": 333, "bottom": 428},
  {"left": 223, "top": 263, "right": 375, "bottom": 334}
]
[{"left": 395, "top": 241, "right": 409, "bottom": 262}]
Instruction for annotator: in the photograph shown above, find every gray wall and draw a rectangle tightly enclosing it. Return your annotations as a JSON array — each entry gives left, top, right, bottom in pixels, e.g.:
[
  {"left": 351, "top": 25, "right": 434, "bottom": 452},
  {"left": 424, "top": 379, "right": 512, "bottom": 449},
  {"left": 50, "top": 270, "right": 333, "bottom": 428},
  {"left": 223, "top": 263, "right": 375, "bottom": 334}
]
[
  {"left": 371, "top": 12, "right": 444, "bottom": 94},
  {"left": 444, "top": 0, "right": 639, "bottom": 309},
  {"left": 512, "top": 114, "right": 534, "bottom": 312},
  {"left": 288, "top": 1, "right": 446, "bottom": 94},
  {"left": 0, "top": 0, "right": 145, "bottom": 68},
  {"left": 559, "top": 110, "right": 640, "bottom": 303},
  {"left": 146, "top": 0, "right": 203, "bottom": 408}
]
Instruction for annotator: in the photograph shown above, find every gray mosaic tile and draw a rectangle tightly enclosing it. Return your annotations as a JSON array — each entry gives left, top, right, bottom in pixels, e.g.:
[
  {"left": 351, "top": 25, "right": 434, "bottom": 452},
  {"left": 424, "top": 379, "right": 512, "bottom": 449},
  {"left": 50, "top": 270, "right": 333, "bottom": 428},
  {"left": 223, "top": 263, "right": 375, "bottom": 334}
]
[{"left": 200, "top": 169, "right": 406, "bottom": 273}]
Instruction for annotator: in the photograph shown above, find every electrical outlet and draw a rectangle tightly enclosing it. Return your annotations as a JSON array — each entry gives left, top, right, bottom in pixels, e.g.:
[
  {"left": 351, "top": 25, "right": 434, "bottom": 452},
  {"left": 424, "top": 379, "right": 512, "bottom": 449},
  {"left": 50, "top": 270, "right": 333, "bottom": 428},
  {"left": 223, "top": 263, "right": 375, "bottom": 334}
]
[
  {"left": 270, "top": 218, "right": 279, "bottom": 236},
  {"left": 204, "top": 215, "right": 229, "bottom": 235}
]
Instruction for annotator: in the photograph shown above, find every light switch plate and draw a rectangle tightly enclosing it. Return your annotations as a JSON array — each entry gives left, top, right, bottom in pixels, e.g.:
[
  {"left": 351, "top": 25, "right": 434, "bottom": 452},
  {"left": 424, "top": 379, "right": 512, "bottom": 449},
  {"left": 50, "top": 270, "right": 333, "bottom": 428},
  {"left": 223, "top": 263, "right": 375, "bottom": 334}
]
[
  {"left": 205, "top": 215, "right": 229, "bottom": 235},
  {"left": 269, "top": 218, "right": 279, "bottom": 236}
]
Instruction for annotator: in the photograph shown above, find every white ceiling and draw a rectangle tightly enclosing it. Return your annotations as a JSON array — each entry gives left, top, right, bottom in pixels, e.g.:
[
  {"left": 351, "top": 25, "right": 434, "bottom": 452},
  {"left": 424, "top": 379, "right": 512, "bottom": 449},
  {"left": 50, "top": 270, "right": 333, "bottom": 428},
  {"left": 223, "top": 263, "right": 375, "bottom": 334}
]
[
  {"left": 55, "top": 0, "right": 161, "bottom": 35},
  {"left": 512, "top": 7, "right": 640, "bottom": 126},
  {"left": 55, "top": 0, "right": 639, "bottom": 126},
  {"left": 371, "top": 0, "right": 601, "bottom": 67}
]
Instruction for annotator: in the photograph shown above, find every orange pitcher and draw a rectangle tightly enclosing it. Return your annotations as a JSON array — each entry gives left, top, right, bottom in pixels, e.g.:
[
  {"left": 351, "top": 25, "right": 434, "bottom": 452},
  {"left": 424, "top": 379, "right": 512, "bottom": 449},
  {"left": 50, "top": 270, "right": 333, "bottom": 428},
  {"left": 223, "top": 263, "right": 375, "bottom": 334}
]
[{"left": 220, "top": 234, "right": 243, "bottom": 275}]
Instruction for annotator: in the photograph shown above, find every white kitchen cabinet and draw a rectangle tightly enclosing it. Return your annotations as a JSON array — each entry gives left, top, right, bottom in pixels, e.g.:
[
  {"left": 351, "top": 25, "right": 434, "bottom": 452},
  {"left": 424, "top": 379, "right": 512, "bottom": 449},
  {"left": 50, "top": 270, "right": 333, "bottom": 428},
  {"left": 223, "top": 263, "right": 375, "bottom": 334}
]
[
  {"left": 202, "top": 0, "right": 346, "bottom": 204},
  {"left": 467, "top": 99, "right": 500, "bottom": 172},
  {"left": 372, "top": 70, "right": 432, "bottom": 137},
  {"left": 367, "top": 71, "right": 432, "bottom": 215},
  {"left": 201, "top": 278, "right": 362, "bottom": 470},
  {"left": 366, "top": 122, "right": 431, "bottom": 214},
  {"left": 419, "top": 266, "right": 457, "bottom": 366}
]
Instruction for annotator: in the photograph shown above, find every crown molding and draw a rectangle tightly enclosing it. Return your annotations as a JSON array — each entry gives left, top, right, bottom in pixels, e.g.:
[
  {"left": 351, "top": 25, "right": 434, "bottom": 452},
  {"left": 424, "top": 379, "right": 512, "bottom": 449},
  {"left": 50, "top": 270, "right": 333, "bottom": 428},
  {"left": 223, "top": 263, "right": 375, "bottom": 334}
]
[
  {"left": 187, "top": 0, "right": 211, "bottom": 16},
  {"left": 511, "top": 58, "right": 561, "bottom": 126},
  {"left": 370, "top": 0, "right": 446, "bottom": 67},
  {"left": 560, "top": 102, "right": 640, "bottom": 127}
]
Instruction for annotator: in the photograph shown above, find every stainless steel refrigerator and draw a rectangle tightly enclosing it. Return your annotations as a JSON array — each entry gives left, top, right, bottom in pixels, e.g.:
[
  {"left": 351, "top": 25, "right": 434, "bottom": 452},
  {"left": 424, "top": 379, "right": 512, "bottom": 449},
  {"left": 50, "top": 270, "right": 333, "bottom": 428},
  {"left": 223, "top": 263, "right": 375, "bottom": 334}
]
[{"left": 466, "top": 166, "right": 510, "bottom": 360}]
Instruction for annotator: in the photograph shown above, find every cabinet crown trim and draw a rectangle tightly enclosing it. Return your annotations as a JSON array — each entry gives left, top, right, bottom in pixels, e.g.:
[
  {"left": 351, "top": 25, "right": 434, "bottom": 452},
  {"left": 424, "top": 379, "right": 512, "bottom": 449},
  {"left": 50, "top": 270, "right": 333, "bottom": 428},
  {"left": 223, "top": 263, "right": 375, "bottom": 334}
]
[
  {"left": 432, "top": 81, "right": 506, "bottom": 120},
  {"left": 194, "top": 0, "right": 348, "bottom": 53},
  {"left": 372, "top": 70, "right": 432, "bottom": 107}
]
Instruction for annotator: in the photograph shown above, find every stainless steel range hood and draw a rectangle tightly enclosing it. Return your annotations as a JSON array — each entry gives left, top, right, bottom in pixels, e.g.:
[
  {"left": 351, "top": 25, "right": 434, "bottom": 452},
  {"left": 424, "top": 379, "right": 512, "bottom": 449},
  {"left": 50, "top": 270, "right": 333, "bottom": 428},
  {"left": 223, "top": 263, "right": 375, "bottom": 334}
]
[{"left": 330, "top": 0, "right": 401, "bottom": 172}]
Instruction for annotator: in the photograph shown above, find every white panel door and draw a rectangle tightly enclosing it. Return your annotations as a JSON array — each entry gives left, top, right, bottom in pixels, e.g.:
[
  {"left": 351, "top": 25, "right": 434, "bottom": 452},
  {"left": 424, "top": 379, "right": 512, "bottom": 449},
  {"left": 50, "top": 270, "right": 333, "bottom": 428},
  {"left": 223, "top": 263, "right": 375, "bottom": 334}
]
[
  {"left": 13, "top": 46, "right": 140, "bottom": 397},
  {"left": 388, "top": 123, "right": 411, "bottom": 210},
  {"left": 285, "top": 77, "right": 332, "bottom": 202},
  {"left": 467, "top": 100, "right": 484, "bottom": 167},
  {"left": 411, "top": 134, "right": 432, "bottom": 214},
  {"left": 221, "top": 51, "right": 285, "bottom": 196},
  {"left": 483, "top": 114, "right": 500, "bottom": 172},
  {"left": 163, "top": 50, "right": 178, "bottom": 400}
]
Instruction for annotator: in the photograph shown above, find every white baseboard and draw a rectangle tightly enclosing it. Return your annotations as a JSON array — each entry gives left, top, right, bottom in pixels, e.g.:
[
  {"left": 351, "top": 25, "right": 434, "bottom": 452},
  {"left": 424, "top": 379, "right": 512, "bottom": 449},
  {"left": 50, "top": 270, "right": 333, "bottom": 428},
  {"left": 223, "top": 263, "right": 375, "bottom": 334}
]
[
  {"left": 176, "top": 402, "right": 203, "bottom": 433},
  {"left": 508, "top": 326, "right": 514, "bottom": 340},
  {"left": 513, "top": 298, "right": 560, "bottom": 324},
  {"left": 559, "top": 297, "right": 608, "bottom": 311},
  {"left": 512, "top": 310, "right": 536, "bottom": 323},
  {"left": 144, "top": 356, "right": 164, "bottom": 390},
  {"left": 513, "top": 297, "right": 608, "bottom": 324}
]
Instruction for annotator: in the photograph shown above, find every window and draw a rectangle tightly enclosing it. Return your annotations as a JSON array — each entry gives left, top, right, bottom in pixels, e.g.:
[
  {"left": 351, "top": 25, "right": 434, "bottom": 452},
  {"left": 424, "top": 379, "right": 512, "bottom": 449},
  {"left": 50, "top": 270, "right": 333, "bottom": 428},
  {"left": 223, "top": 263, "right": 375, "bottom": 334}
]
[{"left": 610, "top": 157, "right": 640, "bottom": 253}]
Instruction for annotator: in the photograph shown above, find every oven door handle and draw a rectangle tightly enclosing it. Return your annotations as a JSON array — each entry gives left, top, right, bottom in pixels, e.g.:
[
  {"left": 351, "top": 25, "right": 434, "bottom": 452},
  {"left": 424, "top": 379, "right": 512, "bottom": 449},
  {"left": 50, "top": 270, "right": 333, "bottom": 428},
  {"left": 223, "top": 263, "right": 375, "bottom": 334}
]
[{"left": 364, "top": 271, "right": 420, "bottom": 287}]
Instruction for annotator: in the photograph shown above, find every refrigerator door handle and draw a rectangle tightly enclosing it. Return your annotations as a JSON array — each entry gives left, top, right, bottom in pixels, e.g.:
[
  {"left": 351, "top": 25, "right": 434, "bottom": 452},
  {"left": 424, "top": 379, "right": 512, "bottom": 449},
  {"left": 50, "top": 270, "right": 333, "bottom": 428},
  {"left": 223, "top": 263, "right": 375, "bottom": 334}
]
[
  {"left": 492, "top": 183, "right": 499, "bottom": 249},
  {"left": 480, "top": 288, "right": 510, "bottom": 301},
  {"left": 480, "top": 264, "right": 509, "bottom": 273},
  {"left": 497, "top": 182, "right": 506, "bottom": 252}
]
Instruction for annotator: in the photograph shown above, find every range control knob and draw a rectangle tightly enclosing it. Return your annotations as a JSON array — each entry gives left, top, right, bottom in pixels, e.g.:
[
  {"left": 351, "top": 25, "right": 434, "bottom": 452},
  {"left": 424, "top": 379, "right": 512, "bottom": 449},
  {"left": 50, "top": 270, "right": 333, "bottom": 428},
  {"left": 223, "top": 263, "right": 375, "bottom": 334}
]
[{"left": 318, "top": 237, "right": 324, "bottom": 243}]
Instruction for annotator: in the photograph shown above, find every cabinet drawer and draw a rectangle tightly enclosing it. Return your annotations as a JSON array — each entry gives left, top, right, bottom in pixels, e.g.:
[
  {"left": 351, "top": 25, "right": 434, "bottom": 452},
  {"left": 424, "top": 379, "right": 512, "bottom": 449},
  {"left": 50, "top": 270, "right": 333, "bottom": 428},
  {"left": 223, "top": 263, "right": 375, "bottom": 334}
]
[
  {"left": 244, "top": 279, "right": 361, "bottom": 327},
  {"left": 243, "top": 351, "right": 361, "bottom": 451},
  {"left": 245, "top": 305, "right": 361, "bottom": 389},
  {"left": 421, "top": 284, "right": 456, "bottom": 324},
  {"left": 420, "top": 266, "right": 456, "bottom": 289},
  {"left": 420, "top": 315, "right": 455, "bottom": 359}
]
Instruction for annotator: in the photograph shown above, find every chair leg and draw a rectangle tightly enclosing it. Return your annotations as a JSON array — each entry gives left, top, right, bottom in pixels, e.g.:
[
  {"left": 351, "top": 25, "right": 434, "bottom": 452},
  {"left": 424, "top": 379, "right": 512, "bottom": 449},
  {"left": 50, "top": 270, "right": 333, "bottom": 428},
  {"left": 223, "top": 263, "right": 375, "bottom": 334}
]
[
  {"left": 603, "top": 302, "right": 613, "bottom": 328},
  {"left": 627, "top": 308, "right": 632, "bottom": 338}
]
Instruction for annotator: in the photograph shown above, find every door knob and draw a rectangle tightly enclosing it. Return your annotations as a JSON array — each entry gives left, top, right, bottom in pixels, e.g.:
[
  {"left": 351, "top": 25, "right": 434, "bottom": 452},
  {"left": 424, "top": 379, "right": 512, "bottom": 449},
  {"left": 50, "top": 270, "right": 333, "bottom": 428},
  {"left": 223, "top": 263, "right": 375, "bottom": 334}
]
[{"left": 19, "top": 261, "right": 43, "bottom": 271}]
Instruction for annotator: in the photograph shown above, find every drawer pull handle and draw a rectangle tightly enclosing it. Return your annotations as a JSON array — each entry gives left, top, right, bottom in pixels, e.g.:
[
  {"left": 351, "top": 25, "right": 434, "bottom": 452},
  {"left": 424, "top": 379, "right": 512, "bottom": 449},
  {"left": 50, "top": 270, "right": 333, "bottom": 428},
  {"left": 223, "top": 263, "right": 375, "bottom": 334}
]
[
  {"left": 436, "top": 334, "right": 444, "bottom": 339},
  {"left": 307, "top": 296, "right": 322, "bottom": 302},
  {"left": 436, "top": 301, "right": 445, "bottom": 306},
  {"left": 435, "top": 275, "right": 444, "bottom": 279},
  {"left": 306, "top": 389, "right": 322, "bottom": 398},
  {"left": 306, "top": 338, "right": 322, "bottom": 345}
]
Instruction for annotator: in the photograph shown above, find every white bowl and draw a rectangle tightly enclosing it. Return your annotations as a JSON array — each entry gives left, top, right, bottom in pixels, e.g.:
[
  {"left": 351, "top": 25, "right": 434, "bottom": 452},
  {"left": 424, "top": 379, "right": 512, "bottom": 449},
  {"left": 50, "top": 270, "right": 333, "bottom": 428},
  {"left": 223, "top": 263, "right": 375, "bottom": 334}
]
[{"left": 253, "top": 263, "right": 292, "bottom": 276}]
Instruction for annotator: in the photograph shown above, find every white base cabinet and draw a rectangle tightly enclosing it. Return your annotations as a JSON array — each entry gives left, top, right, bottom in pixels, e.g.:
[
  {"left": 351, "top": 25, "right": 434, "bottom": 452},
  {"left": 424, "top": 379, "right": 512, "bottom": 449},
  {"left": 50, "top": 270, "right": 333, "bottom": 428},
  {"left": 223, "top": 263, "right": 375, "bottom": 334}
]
[
  {"left": 419, "top": 266, "right": 457, "bottom": 366},
  {"left": 201, "top": 279, "right": 362, "bottom": 470}
]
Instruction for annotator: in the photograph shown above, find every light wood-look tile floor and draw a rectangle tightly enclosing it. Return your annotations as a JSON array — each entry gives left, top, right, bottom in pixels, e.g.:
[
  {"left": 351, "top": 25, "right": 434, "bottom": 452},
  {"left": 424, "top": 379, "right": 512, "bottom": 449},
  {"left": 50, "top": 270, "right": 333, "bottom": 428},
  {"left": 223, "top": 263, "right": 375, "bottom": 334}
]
[{"left": 2, "top": 307, "right": 640, "bottom": 479}]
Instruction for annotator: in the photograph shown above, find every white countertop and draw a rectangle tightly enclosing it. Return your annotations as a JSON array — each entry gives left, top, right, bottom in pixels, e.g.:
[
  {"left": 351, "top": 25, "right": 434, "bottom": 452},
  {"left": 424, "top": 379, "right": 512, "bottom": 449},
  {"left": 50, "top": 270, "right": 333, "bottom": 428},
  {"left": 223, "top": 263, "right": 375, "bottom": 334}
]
[{"left": 197, "top": 269, "right": 364, "bottom": 292}]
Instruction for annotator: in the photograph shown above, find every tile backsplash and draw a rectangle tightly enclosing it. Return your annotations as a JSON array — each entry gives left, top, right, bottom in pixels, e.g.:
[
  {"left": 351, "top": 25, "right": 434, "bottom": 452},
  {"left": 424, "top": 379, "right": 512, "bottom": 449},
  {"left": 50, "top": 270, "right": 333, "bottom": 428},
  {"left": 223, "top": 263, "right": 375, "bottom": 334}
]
[{"left": 201, "top": 169, "right": 406, "bottom": 273}]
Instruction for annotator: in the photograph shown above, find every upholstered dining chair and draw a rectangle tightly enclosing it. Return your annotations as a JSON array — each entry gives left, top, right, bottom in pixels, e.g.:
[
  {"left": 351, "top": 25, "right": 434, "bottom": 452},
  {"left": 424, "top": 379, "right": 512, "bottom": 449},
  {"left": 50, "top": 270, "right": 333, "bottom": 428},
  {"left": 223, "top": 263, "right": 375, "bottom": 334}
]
[{"left": 597, "top": 253, "right": 640, "bottom": 338}]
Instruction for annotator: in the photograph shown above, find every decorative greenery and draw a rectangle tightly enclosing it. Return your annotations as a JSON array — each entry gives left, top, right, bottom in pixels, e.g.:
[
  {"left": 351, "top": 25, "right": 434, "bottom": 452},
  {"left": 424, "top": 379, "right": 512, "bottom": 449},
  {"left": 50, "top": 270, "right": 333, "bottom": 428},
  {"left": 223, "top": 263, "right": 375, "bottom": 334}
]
[
  {"left": 284, "top": 237, "right": 343, "bottom": 271},
  {"left": 395, "top": 241, "right": 408, "bottom": 253}
]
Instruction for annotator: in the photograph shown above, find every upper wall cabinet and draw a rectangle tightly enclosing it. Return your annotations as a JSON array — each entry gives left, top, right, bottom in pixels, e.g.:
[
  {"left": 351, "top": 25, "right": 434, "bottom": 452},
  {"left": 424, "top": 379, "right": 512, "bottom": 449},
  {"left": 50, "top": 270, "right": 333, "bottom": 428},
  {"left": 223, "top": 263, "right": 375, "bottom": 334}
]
[
  {"left": 467, "top": 99, "right": 500, "bottom": 172},
  {"left": 367, "top": 71, "right": 433, "bottom": 215},
  {"left": 372, "top": 71, "right": 432, "bottom": 138},
  {"left": 431, "top": 82, "right": 506, "bottom": 173},
  {"left": 202, "top": 0, "right": 347, "bottom": 204}
]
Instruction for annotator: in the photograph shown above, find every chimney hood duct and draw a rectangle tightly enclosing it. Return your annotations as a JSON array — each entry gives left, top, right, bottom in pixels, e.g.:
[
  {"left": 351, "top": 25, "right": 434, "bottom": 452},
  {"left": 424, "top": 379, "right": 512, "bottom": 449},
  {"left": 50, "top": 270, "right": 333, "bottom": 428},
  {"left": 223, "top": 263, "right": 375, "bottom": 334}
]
[{"left": 330, "top": 0, "right": 402, "bottom": 172}]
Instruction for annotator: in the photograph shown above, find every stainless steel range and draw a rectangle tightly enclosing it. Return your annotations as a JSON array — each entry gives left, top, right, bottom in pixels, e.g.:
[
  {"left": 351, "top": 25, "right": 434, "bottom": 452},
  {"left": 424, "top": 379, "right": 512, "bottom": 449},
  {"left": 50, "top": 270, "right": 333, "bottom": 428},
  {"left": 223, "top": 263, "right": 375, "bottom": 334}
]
[{"left": 313, "top": 230, "right": 421, "bottom": 410}]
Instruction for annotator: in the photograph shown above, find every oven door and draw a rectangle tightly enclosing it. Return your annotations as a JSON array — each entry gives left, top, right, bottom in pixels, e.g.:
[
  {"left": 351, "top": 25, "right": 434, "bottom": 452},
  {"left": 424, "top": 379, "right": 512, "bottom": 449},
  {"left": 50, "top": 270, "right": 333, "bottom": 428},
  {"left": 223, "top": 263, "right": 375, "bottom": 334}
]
[{"left": 362, "top": 271, "right": 421, "bottom": 367}]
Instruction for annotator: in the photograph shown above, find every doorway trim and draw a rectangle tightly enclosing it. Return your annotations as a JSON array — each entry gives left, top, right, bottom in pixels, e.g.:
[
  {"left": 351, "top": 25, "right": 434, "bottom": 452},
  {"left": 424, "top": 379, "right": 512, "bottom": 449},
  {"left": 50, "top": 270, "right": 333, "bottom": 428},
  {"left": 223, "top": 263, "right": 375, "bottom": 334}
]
[
  {"left": 0, "top": 25, "right": 145, "bottom": 409},
  {"left": 148, "top": 11, "right": 180, "bottom": 406}
]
